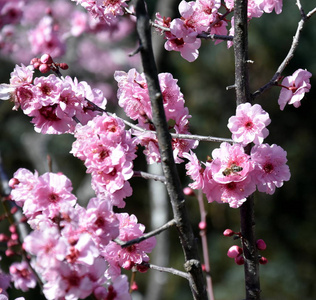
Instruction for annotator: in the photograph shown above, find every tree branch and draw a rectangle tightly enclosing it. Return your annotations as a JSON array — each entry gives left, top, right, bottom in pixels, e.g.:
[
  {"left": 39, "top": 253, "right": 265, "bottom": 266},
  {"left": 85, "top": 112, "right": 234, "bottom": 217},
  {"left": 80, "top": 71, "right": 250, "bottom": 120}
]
[
  {"left": 135, "top": 1, "right": 207, "bottom": 299},
  {"left": 252, "top": 4, "right": 316, "bottom": 100},
  {"left": 234, "top": 1, "right": 260, "bottom": 299}
]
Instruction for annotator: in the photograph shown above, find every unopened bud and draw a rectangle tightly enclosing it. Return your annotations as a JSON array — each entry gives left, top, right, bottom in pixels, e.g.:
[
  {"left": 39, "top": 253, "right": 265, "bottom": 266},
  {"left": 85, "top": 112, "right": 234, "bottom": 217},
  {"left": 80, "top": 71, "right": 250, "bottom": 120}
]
[
  {"left": 59, "top": 63, "right": 69, "bottom": 70},
  {"left": 40, "top": 54, "right": 53, "bottom": 64},
  {"left": 131, "top": 281, "right": 138, "bottom": 291},
  {"left": 235, "top": 254, "right": 244, "bottom": 265},
  {"left": 39, "top": 63, "right": 50, "bottom": 73},
  {"left": 223, "top": 229, "right": 234, "bottom": 237},
  {"left": 256, "top": 239, "right": 267, "bottom": 251},
  {"left": 183, "top": 187, "right": 195, "bottom": 196},
  {"left": 8, "top": 178, "right": 19, "bottom": 188},
  {"left": 199, "top": 221, "right": 207, "bottom": 230},
  {"left": 227, "top": 245, "right": 242, "bottom": 258},
  {"left": 10, "top": 207, "right": 18, "bottom": 214},
  {"left": 259, "top": 257, "right": 268, "bottom": 265},
  {"left": 136, "top": 263, "right": 149, "bottom": 273}
]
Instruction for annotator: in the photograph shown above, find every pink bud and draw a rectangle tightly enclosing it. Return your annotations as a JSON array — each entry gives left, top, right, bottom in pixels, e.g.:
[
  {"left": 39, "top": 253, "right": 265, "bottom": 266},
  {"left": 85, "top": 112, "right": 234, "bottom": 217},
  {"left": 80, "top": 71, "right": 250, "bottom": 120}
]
[
  {"left": 223, "top": 229, "right": 234, "bottom": 237},
  {"left": 131, "top": 281, "right": 138, "bottom": 291},
  {"left": 256, "top": 239, "right": 267, "bottom": 250},
  {"left": 0, "top": 234, "right": 9, "bottom": 242},
  {"left": 183, "top": 187, "right": 195, "bottom": 196},
  {"left": 11, "top": 233, "right": 19, "bottom": 241},
  {"left": 5, "top": 249, "right": 15, "bottom": 257},
  {"left": 59, "top": 63, "right": 69, "bottom": 70},
  {"left": 39, "top": 63, "right": 50, "bottom": 73},
  {"left": 136, "top": 264, "right": 149, "bottom": 273},
  {"left": 259, "top": 257, "right": 268, "bottom": 265},
  {"left": 9, "top": 225, "right": 16, "bottom": 233},
  {"left": 235, "top": 254, "right": 244, "bottom": 265},
  {"left": 199, "top": 221, "right": 207, "bottom": 230},
  {"left": 10, "top": 207, "right": 18, "bottom": 214},
  {"left": 40, "top": 54, "right": 53, "bottom": 64},
  {"left": 124, "top": 260, "right": 135, "bottom": 270},
  {"left": 227, "top": 245, "right": 242, "bottom": 258},
  {"left": 8, "top": 178, "right": 19, "bottom": 188}
]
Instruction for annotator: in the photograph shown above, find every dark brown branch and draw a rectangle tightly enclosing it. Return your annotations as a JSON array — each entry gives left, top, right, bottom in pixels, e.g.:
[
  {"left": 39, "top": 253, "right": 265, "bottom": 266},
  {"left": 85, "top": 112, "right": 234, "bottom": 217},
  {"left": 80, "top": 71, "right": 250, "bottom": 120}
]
[
  {"left": 234, "top": 1, "right": 260, "bottom": 299},
  {"left": 135, "top": 1, "right": 207, "bottom": 299}
]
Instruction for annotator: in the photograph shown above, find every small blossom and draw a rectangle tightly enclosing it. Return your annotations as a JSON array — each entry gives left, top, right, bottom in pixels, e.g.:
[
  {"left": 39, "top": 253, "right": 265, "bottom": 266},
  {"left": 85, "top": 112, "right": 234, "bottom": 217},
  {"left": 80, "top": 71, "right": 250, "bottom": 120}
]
[
  {"left": 228, "top": 103, "right": 271, "bottom": 146},
  {"left": 251, "top": 144, "right": 291, "bottom": 194},
  {"left": 278, "top": 69, "right": 312, "bottom": 111},
  {"left": 9, "top": 261, "right": 36, "bottom": 292}
]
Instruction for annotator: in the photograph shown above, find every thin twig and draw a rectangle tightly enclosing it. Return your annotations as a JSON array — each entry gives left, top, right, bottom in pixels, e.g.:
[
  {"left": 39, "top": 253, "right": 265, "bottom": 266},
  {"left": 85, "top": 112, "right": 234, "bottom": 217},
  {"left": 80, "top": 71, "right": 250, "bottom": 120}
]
[
  {"left": 117, "top": 219, "right": 177, "bottom": 248},
  {"left": 197, "top": 190, "right": 214, "bottom": 300},
  {"left": 141, "top": 262, "right": 190, "bottom": 280},
  {"left": 197, "top": 32, "right": 233, "bottom": 41},
  {"left": 133, "top": 170, "right": 166, "bottom": 183},
  {"left": 252, "top": 4, "right": 316, "bottom": 100}
]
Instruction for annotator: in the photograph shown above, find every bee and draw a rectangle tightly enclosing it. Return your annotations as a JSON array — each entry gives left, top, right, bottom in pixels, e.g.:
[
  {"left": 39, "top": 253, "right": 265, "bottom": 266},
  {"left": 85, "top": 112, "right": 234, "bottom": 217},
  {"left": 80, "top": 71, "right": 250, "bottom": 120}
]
[{"left": 222, "top": 163, "right": 243, "bottom": 176}]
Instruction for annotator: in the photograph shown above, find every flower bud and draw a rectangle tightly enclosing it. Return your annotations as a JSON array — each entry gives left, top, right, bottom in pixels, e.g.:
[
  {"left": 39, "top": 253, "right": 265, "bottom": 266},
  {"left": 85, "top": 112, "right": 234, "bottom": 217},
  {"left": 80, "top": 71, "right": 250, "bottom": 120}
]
[
  {"left": 227, "top": 245, "right": 242, "bottom": 258},
  {"left": 136, "top": 264, "right": 149, "bottom": 273},
  {"left": 8, "top": 178, "right": 19, "bottom": 188},
  {"left": 40, "top": 54, "right": 53, "bottom": 64},
  {"left": 259, "top": 257, "right": 268, "bottom": 265},
  {"left": 199, "top": 221, "right": 207, "bottom": 230},
  {"left": 59, "top": 63, "right": 69, "bottom": 70},
  {"left": 39, "top": 63, "right": 50, "bottom": 73},
  {"left": 223, "top": 229, "right": 234, "bottom": 237},
  {"left": 131, "top": 281, "right": 138, "bottom": 291},
  {"left": 235, "top": 254, "right": 244, "bottom": 265},
  {"left": 256, "top": 239, "right": 267, "bottom": 250}
]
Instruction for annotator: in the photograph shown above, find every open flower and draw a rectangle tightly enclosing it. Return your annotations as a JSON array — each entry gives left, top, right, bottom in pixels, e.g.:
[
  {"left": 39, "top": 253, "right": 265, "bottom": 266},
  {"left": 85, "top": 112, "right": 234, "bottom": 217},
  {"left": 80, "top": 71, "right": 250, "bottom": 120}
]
[
  {"left": 278, "top": 69, "right": 312, "bottom": 110},
  {"left": 228, "top": 103, "right": 271, "bottom": 146}
]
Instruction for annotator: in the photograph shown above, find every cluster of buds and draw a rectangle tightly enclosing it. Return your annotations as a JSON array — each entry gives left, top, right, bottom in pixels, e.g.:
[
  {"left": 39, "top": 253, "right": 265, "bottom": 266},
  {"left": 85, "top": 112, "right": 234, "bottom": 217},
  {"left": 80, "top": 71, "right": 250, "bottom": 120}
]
[
  {"left": 224, "top": 229, "right": 268, "bottom": 265},
  {"left": 30, "top": 53, "right": 68, "bottom": 74}
]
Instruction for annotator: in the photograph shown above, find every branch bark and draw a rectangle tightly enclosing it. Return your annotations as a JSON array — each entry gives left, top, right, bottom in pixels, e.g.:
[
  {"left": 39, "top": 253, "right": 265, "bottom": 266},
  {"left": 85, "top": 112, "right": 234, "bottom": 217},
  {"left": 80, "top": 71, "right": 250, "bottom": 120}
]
[
  {"left": 234, "top": 1, "right": 260, "bottom": 299},
  {"left": 135, "top": 1, "right": 207, "bottom": 299}
]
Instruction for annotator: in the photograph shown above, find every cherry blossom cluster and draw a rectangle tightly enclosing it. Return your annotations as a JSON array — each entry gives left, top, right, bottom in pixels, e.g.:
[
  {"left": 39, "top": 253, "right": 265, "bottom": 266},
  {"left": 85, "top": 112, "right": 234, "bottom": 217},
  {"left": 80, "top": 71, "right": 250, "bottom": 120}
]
[
  {"left": 71, "top": 0, "right": 130, "bottom": 25},
  {"left": 184, "top": 103, "right": 290, "bottom": 208},
  {"left": 71, "top": 113, "right": 137, "bottom": 208},
  {"left": 0, "top": 63, "right": 106, "bottom": 134},
  {"left": 154, "top": 0, "right": 283, "bottom": 62},
  {"left": 115, "top": 68, "right": 198, "bottom": 164},
  {"left": 224, "top": 229, "right": 268, "bottom": 265},
  {"left": 5, "top": 168, "right": 156, "bottom": 299}
]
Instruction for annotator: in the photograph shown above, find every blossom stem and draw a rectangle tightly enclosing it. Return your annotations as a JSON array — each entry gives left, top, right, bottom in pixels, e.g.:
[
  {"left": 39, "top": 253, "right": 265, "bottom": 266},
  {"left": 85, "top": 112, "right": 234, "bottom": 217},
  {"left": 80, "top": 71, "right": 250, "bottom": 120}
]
[
  {"left": 118, "top": 219, "right": 176, "bottom": 248},
  {"left": 141, "top": 262, "right": 190, "bottom": 280},
  {"left": 197, "top": 190, "right": 215, "bottom": 300},
  {"left": 133, "top": 170, "right": 166, "bottom": 183}
]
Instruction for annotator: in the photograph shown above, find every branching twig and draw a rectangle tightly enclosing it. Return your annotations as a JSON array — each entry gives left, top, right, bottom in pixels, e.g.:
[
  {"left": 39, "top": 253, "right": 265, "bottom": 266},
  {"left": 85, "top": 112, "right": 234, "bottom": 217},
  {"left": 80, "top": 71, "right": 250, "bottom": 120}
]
[
  {"left": 133, "top": 170, "right": 166, "bottom": 183},
  {"left": 141, "top": 262, "right": 190, "bottom": 280},
  {"left": 117, "top": 219, "right": 177, "bottom": 248},
  {"left": 252, "top": 4, "right": 316, "bottom": 100}
]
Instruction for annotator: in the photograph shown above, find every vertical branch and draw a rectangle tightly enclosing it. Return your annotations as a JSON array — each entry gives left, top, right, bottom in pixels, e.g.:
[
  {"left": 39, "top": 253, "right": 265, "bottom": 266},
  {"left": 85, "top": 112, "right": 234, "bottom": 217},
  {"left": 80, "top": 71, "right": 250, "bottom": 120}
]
[
  {"left": 233, "top": 1, "right": 260, "bottom": 299},
  {"left": 135, "top": 1, "right": 207, "bottom": 299}
]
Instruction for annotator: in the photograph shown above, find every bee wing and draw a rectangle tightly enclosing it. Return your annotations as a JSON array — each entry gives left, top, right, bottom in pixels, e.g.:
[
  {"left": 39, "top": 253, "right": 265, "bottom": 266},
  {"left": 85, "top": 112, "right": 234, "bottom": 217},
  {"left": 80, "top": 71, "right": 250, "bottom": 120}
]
[{"left": 0, "top": 84, "right": 15, "bottom": 101}]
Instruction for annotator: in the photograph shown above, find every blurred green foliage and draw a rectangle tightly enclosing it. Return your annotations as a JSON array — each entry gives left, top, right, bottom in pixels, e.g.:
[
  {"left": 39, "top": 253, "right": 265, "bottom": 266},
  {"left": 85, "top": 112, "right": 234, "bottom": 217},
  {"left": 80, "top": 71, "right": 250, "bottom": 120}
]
[{"left": 1, "top": 1, "right": 316, "bottom": 300}]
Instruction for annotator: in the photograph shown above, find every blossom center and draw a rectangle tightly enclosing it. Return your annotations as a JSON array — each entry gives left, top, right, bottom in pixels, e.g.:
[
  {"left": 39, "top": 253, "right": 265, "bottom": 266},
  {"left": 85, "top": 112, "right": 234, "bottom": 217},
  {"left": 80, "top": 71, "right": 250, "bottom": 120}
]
[{"left": 263, "top": 163, "right": 274, "bottom": 174}]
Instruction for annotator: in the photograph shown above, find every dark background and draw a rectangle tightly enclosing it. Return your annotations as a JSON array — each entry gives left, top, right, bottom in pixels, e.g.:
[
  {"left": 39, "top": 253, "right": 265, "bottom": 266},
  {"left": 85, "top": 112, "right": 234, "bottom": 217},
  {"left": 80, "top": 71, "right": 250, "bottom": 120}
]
[{"left": 1, "top": 1, "right": 316, "bottom": 299}]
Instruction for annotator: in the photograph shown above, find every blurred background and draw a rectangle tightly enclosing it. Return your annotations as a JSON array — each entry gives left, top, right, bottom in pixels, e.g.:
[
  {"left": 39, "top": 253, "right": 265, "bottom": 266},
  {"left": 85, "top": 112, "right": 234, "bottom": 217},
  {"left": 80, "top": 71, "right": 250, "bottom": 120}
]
[{"left": 1, "top": 0, "right": 316, "bottom": 299}]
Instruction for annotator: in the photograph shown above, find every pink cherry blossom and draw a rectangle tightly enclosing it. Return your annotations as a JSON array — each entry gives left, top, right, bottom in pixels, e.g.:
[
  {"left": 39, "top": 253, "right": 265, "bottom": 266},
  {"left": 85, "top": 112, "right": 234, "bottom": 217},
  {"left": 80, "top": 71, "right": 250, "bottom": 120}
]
[
  {"left": 165, "top": 18, "right": 201, "bottom": 62},
  {"left": 210, "top": 142, "right": 253, "bottom": 184},
  {"left": 9, "top": 261, "right": 36, "bottom": 292},
  {"left": 278, "top": 69, "right": 312, "bottom": 111},
  {"left": 256, "top": 0, "right": 283, "bottom": 14},
  {"left": 203, "top": 174, "right": 256, "bottom": 208},
  {"left": 228, "top": 103, "right": 271, "bottom": 146},
  {"left": 251, "top": 143, "right": 290, "bottom": 194},
  {"left": 183, "top": 151, "right": 204, "bottom": 190},
  {"left": 102, "top": 213, "right": 156, "bottom": 270}
]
